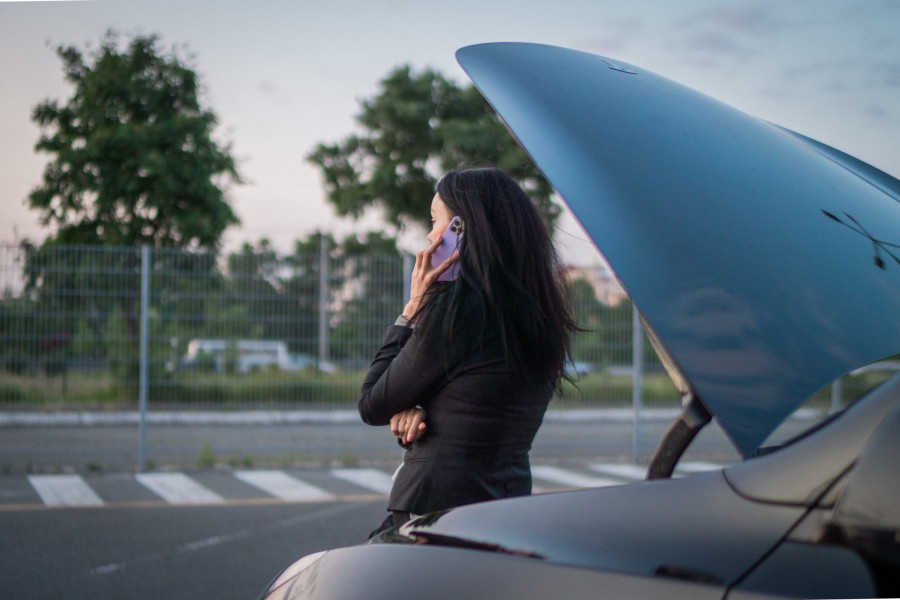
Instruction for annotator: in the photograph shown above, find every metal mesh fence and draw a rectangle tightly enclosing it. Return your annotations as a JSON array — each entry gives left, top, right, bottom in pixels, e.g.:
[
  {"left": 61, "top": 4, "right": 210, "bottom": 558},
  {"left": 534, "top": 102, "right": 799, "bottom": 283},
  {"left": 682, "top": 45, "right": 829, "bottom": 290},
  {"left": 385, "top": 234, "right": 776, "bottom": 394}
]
[
  {"left": 4, "top": 243, "right": 891, "bottom": 472},
  {"left": 1, "top": 243, "right": 674, "bottom": 413}
]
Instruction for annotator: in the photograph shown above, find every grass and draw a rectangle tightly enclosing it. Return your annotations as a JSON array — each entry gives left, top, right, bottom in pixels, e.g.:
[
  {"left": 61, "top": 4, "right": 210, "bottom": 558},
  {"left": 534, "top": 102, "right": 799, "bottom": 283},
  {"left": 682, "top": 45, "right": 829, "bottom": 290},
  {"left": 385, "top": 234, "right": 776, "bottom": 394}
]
[
  {"left": 0, "top": 371, "right": 128, "bottom": 407},
  {"left": 1, "top": 364, "right": 894, "bottom": 412},
  {"left": 0, "top": 368, "right": 365, "bottom": 408},
  {"left": 195, "top": 440, "right": 217, "bottom": 469},
  {"left": 557, "top": 370, "right": 681, "bottom": 407}
]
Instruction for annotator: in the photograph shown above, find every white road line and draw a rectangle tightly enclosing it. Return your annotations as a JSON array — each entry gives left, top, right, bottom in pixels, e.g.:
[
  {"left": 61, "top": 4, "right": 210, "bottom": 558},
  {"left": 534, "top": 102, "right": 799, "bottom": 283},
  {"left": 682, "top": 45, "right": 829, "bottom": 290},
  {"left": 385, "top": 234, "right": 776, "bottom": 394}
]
[
  {"left": 234, "top": 470, "right": 334, "bottom": 501},
  {"left": 27, "top": 474, "right": 104, "bottom": 507},
  {"left": 330, "top": 468, "right": 393, "bottom": 495},
  {"left": 135, "top": 473, "right": 224, "bottom": 504},
  {"left": 531, "top": 466, "right": 622, "bottom": 489},
  {"left": 589, "top": 463, "right": 649, "bottom": 480}
]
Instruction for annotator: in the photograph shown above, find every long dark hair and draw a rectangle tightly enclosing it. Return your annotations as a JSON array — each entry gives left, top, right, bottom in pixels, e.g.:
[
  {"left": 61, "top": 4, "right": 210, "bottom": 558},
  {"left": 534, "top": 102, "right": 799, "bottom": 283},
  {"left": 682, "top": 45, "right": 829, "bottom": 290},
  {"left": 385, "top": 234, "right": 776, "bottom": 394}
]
[{"left": 415, "top": 167, "right": 577, "bottom": 389}]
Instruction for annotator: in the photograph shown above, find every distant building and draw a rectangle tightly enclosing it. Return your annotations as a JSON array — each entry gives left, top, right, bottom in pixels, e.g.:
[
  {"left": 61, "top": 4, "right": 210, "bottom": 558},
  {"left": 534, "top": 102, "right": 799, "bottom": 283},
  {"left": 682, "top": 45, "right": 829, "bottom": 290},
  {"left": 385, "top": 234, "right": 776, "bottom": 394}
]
[{"left": 565, "top": 261, "right": 628, "bottom": 307}]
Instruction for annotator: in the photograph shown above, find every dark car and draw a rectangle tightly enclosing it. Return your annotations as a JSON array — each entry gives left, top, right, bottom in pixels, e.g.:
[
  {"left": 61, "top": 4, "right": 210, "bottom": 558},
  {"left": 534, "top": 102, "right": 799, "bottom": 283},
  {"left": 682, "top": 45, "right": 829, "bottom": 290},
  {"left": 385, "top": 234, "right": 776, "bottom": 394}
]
[{"left": 259, "top": 43, "right": 900, "bottom": 599}]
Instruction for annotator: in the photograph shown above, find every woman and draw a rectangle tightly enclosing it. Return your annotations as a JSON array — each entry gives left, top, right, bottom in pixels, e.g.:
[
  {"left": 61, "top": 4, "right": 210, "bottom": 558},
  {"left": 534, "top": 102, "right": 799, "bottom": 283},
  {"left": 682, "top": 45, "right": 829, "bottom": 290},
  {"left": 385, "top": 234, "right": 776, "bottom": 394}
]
[{"left": 358, "top": 167, "right": 578, "bottom": 534}]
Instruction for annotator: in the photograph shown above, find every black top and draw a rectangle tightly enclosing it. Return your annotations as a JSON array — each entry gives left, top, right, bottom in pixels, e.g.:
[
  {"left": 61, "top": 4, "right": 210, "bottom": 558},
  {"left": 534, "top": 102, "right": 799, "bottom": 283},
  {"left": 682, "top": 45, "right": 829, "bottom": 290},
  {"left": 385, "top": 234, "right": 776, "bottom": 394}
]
[{"left": 359, "top": 314, "right": 552, "bottom": 515}]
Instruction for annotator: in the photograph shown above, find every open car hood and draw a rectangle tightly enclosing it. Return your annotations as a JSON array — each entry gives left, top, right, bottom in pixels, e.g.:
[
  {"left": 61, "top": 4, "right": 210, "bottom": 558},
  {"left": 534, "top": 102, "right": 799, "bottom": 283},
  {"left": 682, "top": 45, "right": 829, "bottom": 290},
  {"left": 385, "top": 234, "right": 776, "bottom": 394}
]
[{"left": 456, "top": 42, "right": 900, "bottom": 456}]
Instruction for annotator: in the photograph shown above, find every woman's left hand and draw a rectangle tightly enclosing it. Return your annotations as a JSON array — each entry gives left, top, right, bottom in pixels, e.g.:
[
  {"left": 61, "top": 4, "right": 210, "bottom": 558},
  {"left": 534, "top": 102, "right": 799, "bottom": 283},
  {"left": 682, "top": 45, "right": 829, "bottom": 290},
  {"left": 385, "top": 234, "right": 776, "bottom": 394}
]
[{"left": 390, "top": 406, "right": 427, "bottom": 444}]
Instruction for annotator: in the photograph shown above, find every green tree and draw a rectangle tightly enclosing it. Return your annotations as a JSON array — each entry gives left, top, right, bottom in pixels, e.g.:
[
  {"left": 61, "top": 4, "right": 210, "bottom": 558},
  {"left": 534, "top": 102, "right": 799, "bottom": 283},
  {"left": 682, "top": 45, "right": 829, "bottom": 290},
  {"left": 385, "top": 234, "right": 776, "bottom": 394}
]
[
  {"left": 218, "top": 232, "right": 404, "bottom": 365},
  {"left": 328, "top": 232, "right": 405, "bottom": 364},
  {"left": 23, "top": 31, "right": 241, "bottom": 376},
  {"left": 279, "top": 231, "right": 404, "bottom": 363},
  {"left": 569, "top": 278, "right": 633, "bottom": 366},
  {"left": 226, "top": 239, "right": 283, "bottom": 342},
  {"left": 281, "top": 233, "right": 335, "bottom": 358},
  {"left": 308, "top": 66, "right": 558, "bottom": 232},
  {"left": 29, "top": 32, "right": 241, "bottom": 248}
]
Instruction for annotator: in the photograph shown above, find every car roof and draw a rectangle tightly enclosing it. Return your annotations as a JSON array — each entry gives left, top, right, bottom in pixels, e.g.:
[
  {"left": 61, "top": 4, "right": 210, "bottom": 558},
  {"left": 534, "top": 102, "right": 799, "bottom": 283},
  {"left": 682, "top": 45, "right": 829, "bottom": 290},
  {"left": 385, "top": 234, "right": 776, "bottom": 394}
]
[{"left": 457, "top": 42, "right": 900, "bottom": 456}]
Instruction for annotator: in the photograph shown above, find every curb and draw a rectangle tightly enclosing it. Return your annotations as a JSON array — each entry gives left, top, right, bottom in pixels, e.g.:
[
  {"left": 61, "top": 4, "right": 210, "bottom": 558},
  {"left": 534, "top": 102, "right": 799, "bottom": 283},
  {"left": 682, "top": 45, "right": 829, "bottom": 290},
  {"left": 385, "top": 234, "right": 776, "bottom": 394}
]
[{"left": 0, "top": 407, "right": 823, "bottom": 427}]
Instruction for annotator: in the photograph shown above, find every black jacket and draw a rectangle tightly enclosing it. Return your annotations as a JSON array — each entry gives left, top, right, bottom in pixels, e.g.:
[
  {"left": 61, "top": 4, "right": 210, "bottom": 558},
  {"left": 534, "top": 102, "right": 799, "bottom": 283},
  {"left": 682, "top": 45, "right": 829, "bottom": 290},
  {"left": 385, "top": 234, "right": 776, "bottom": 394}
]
[{"left": 359, "top": 317, "right": 552, "bottom": 515}]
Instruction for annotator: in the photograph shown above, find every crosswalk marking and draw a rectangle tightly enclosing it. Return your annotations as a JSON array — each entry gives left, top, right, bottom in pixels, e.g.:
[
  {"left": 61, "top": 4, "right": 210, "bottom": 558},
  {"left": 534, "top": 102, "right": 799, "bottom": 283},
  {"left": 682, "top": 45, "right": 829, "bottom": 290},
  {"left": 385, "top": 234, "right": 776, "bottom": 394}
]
[
  {"left": 532, "top": 466, "right": 622, "bottom": 489},
  {"left": 675, "top": 461, "right": 722, "bottom": 473},
  {"left": 27, "top": 474, "right": 104, "bottom": 507},
  {"left": 234, "top": 470, "right": 334, "bottom": 501},
  {"left": 589, "top": 463, "right": 649, "bottom": 480},
  {"left": 135, "top": 473, "right": 224, "bottom": 504},
  {"left": 589, "top": 462, "right": 723, "bottom": 481},
  {"left": 331, "top": 468, "right": 394, "bottom": 495},
  {"left": 13, "top": 462, "right": 721, "bottom": 509}
]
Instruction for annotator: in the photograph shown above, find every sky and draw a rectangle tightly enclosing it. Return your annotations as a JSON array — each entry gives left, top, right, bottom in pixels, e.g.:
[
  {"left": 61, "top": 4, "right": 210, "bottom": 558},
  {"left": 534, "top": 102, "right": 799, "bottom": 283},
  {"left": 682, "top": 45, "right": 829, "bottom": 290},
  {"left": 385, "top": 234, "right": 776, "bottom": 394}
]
[{"left": 1, "top": 0, "right": 899, "bottom": 265}]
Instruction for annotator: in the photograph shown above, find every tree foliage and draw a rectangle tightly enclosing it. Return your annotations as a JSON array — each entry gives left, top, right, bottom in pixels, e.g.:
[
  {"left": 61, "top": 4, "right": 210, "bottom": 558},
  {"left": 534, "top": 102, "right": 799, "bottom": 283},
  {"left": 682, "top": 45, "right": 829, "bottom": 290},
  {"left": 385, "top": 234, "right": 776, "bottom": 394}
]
[
  {"left": 308, "top": 66, "right": 559, "bottom": 232},
  {"left": 569, "top": 278, "right": 634, "bottom": 365},
  {"left": 29, "top": 32, "right": 241, "bottom": 249},
  {"left": 222, "top": 232, "right": 404, "bottom": 361}
]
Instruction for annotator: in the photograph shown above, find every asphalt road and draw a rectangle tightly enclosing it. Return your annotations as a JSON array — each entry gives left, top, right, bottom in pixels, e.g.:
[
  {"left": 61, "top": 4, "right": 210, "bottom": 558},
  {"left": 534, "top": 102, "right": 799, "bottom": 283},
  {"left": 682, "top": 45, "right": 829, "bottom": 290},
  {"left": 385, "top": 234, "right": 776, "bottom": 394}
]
[
  {"left": 0, "top": 497, "right": 386, "bottom": 599},
  {"left": 1, "top": 457, "right": 742, "bottom": 600},
  {"left": 0, "top": 416, "right": 817, "bottom": 600},
  {"left": 0, "top": 414, "right": 754, "bottom": 474}
]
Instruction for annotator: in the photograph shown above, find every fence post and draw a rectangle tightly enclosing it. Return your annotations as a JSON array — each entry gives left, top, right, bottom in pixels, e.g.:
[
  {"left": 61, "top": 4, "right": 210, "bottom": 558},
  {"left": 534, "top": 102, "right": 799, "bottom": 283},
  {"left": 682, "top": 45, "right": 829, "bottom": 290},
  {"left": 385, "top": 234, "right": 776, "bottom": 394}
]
[
  {"left": 402, "top": 254, "right": 413, "bottom": 307},
  {"left": 632, "top": 305, "right": 644, "bottom": 464},
  {"left": 138, "top": 245, "right": 151, "bottom": 472},
  {"left": 318, "top": 235, "right": 330, "bottom": 369}
]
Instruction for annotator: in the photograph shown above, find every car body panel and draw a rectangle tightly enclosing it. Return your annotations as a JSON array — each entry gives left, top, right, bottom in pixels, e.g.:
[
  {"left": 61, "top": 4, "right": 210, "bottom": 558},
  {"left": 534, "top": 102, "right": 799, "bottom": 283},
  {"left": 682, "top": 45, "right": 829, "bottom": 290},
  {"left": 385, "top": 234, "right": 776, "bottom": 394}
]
[
  {"left": 455, "top": 42, "right": 900, "bottom": 456},
  {"left": 832, "top": 403, "right": 900, "bottom": 532},
  {"left": 734, "top": 542, "right": 875, "bottom": 599},
  {"left": 261, "top": 543, "right": 732, "bottom": 600},
  {"left": 382, "top": 472, "right": 804, "bottom": 585},
  {"left": 725, "top": 373, "right": 900, "bottom": 504}
]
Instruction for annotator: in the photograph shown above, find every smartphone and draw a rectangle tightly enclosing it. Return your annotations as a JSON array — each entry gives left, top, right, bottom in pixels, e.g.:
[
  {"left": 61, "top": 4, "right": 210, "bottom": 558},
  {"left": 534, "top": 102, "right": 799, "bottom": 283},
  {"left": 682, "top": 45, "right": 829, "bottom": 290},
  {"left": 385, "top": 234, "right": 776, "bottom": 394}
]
[{"left": 432, "top": 216, "right": 463, "bottom": 282}]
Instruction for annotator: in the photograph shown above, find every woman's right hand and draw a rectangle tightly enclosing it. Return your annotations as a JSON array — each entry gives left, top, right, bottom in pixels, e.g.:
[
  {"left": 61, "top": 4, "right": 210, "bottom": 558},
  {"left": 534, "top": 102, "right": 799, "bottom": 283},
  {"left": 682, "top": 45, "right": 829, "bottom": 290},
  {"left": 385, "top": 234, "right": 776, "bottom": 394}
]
[
  {"left": 390, "top": 406, "right": 427, "bottom": 444},
  {"left": 403, "top": 238, "right": 459, "bottom": 319}
]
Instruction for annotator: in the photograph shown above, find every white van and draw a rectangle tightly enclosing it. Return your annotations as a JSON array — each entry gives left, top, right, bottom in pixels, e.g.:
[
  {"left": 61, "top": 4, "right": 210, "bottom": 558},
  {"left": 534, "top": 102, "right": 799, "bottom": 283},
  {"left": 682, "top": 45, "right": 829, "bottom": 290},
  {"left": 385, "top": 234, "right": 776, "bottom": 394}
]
[{"left": 181, "top": 339, "right": 304, "bottom": 374}]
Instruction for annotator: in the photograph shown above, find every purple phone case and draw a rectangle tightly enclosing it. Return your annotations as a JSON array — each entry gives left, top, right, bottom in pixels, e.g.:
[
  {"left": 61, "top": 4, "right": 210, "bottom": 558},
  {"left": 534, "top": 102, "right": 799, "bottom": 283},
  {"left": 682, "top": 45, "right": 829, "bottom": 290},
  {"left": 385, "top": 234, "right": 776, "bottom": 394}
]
[{"left": 432, "top": 217, "right": 462, "bottom": 281}]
